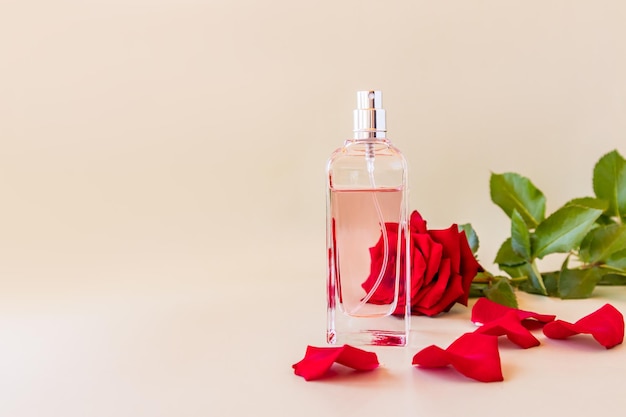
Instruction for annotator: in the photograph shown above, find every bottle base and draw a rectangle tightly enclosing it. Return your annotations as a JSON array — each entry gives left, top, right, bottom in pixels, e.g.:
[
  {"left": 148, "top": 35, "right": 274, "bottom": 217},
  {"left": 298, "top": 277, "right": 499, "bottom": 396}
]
[
  {"left": 327, "top": 329, "right": 407, "bottom": 347},
  {"left": 327, "top": 304, "right": 410, "bottom": 347}
]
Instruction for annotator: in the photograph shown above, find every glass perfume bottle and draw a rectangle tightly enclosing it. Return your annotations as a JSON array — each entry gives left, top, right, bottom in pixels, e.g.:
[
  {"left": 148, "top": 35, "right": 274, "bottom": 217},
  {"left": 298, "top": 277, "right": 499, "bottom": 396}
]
[{"left": 326, "top": 90, "right": 410, "bottom": 346}]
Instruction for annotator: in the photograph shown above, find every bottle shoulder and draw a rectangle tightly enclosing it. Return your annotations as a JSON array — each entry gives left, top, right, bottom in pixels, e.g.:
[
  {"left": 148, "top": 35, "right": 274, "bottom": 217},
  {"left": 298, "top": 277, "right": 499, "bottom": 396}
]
[
  {"left": 326, "top": 139, "right": 408, "bottom": 189},
  {"left": 328, "top": 139, "right": 406, "bottom": 162}
]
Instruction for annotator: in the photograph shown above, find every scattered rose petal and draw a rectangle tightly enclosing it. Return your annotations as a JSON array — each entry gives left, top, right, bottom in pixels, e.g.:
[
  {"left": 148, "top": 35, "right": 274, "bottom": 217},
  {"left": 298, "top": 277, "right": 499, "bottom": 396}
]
[
  {"left": 471, "top": 297, "right": 556, "bottom": 328},
  {"left": 474, "top": 310, "right": 540, "bottom": 349},
  {"left": 412, "top": 333, "right": 503, "bottom": 382},
  {"left": 292, "top": 345, "right": 380, "bottom": 381},
  {"left": 542, "top": 304, "right": 625, "bottom": 349}
]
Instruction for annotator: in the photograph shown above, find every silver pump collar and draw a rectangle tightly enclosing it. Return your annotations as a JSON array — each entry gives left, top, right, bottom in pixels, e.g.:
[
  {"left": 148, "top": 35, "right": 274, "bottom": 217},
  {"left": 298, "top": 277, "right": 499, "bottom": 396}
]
[{"left": 353, "top": 90, "right": 386, "bottom": 139}]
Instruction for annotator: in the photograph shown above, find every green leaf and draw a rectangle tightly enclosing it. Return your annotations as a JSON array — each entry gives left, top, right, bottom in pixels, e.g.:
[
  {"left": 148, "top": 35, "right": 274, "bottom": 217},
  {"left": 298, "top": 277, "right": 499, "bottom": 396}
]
[
  {"left": 579, "top": 224, "right": 626, "bottom": 264},
  {"left": 593, "top": 150, "right": 626, "bottom": 219},
  {"left": 458, "top": 223, "right": 479, "bottom": 254},
  {"left": 528, "top": 261, "right": 547, "bottom": 295},
  {"left": 500, "top": 261, "right": 547, "bottom": 295},
  {"left": 556, "top": 255, "right": 602, "bottom": 298},
  {"left": 470, "top": 271, "right": 498, "bottom": 297},
  {"left": 558, "top": 267, "right": 604, "bottom": 299},
  {"left": 490, "top": 172, "right": 546, "bottom": 228},
  {"left": 469, "top": 282, "right": 488, "bottom": 297},
  {"left": 500, "top": 265, "right": 527, "bottom": 279},
  {"left": 598, "top": 274, "right": 626, "bottom": 285},
  {"left": 596, "top": 214, "right": 617, "bottom": 225},
  {"left": 484, "top": 279, "right": 518, "bottom": 308},
  {"left": 511, "top": 209, "right": 531, "bottom": 261},
  {"left": 541, "top": 271, "right": 560, "bottom": 297},
  {"left": 518, "top": 270, "right": 559, "bottom": 297},
  {"left": 517, "top": 279, "right": 542, "bottom": 295},
  {"left": 565, "top": 197, "right": 610, "bottom": 212},
  {"left": 494, "top": 238, "right": 526, "bottom": 266},
  {"left": 532, "top": 205, "right": 603, "bottom": 259},
  {"left": 606, "top": 249, "right": 626, "bottom": 270}
]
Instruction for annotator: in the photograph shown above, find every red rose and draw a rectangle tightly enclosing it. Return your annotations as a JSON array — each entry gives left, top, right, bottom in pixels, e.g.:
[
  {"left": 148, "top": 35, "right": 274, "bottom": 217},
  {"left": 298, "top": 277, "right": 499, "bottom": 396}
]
[{"left": 362, "top": 211, "right": 482, "bottom": 317}]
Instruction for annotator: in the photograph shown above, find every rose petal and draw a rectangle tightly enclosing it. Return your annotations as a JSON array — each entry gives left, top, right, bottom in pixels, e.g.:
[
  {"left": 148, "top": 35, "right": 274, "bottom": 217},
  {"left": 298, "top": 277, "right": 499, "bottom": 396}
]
[
  {"left": 292, "top": 345, "right": 380, "bottom": 381},
  {"left": 412, "top": 333, "right": 504, "bottom": 382},
  {"left": 362, "top": 224, "right": 400, "bottom": 306},
  {"left": 410, "top": 248, "right": 427, "bottom": 293},
  {"left": 363, "top": 253, "right": 398, "bottom": 305},
  {"left": 413, "top": 271, "right": 465, "bottom": 317},
  {"left": 471, "top": 297, "right": 556, "bottom": 328},
  {"left": 475, "top": 310, "right": 541, "bottom": 349},
  {"left": 428, "top": 225, "right": 462, "bottom": 273},
  {"left": 410, "top": 210, "right": 428, "bottom": 233},
  {"left": 414, "top": 258, "right": 452, "bottom": 308},
  {"left": 542, "top": 304, "right": 625, "bottom": 349},
  {"left": 413, "top": 234, "right": 443, "bottom": 286},
  {"left": 457, "top": 231, "right": 482, "bottom": 306},
  {"left": 435, "top": 273, "right": 466, "bottom": 314}
]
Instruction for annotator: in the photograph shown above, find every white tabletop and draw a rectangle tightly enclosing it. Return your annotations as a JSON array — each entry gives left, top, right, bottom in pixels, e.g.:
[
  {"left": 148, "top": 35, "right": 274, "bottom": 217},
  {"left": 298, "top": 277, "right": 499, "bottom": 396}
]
[{"left": 2, "top": 250, "right": 625, "bottom": 417}]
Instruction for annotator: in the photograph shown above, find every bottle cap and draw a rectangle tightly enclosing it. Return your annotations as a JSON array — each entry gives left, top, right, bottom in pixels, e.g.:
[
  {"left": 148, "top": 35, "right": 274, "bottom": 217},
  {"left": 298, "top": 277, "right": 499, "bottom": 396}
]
[{"left": 353, "top": 90, "right": 386, "bottom": 139}]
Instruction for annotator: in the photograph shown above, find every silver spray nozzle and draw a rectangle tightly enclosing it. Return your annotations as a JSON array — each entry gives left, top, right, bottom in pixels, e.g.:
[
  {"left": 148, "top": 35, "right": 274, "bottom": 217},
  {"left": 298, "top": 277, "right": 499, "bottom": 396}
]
[{"left": 353, "top": 90, "right": 386, "bottom": 139}]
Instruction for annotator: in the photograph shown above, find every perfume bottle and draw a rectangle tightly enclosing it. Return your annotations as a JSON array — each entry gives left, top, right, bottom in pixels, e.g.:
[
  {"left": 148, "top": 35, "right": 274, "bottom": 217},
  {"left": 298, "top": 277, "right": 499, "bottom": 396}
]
[{"left": 326, "top": 91, "right": 410, "bottom": 346}]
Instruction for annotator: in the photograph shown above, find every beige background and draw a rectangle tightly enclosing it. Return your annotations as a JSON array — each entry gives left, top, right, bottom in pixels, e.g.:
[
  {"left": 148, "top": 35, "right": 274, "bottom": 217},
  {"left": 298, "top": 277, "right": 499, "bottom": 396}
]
[
  {"left": 0, "top": 0, "right": 626, "bottom": 417},
  {"left": 1, "top": 2, "right": 626, "bottom": 414},
  {"left": 2, "top": 1, "right": 625, "bottom": 296}
]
